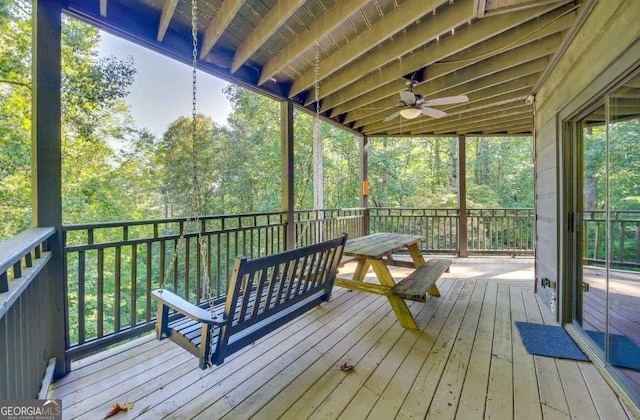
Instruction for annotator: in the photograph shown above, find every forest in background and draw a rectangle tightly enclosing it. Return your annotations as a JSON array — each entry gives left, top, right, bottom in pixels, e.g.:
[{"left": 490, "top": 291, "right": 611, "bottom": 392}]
[{"left": 0, "top": 0, "right": 534, "bottom": 241}]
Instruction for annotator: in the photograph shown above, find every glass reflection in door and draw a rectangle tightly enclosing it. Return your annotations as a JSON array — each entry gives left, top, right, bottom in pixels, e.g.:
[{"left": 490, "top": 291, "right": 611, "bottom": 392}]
[{"left": 606, "top": 71, "right": 640, "bottom": 395}]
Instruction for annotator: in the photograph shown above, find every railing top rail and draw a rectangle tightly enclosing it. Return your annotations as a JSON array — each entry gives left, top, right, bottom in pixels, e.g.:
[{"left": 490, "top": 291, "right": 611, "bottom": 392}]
[
  {"left": 369, "top": 207, "right": 533, "bottom": 211},
  {"left": 0, "top": 227, "right": 55, "bottom": 275},
  {"left": 62, "top": 211, "right": 288, "bottom": 231},
  {"left": 293, "top": 207, "right": 366, "bottom": 213}
]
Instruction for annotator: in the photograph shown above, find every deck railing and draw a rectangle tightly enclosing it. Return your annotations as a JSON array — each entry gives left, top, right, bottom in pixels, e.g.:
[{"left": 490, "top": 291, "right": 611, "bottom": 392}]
[
  {"left": 369, "top": 207, "right": 535, "bottom": 255},
  {"left": 466, "top": 208, "right": 535, "bottom": 254},
  {"left": 294, "top": 208, "right": 366, "bottom": 247},
  {"left": 62, "top": 212, "right": 287, "bottom": 359},
  {"left": 0, "top": 227, "right": 56, "bottom": 399},
  {"left": 60, "top": 206, "right": 536, "bottom": 360}
]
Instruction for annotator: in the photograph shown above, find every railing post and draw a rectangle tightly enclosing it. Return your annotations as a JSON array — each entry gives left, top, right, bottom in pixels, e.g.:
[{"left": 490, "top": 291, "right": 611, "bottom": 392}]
[
  {"left": 33, "top": 0, "right": 68, "bottom": 378},
  {"left": 457, "top": 135, "right": 468, "bottom": 257},
  {"left": 281, "top": 100, "right": 295, "bottom": 250},
  {"left": 360, "top": 136, "right": 370, "bottom": 236}
]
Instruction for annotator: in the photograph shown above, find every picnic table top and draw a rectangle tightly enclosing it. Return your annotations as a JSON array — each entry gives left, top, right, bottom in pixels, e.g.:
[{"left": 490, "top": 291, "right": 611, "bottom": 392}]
[{"left": 343, "top": 233, "right": 423, "bottom": 260}]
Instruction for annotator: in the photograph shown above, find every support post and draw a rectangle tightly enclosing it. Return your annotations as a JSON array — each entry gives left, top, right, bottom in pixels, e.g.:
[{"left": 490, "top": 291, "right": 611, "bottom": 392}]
[
  {"left": 457, "top": 135, "right": 468, "bottom": 257},
  {"left": 281, "top": 101, "right": 295, "bottom": 250},
  {"left": 32, "top": 0, "right": 67, "bottom": 377},
  {"left": 360, "top": 136, "right": 370, "bottom": 236}
]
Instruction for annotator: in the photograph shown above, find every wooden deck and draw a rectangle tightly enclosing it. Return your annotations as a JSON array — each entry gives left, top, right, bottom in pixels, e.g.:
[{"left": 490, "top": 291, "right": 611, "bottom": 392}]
[{"left": 49, "top": 259, "right": 635, "bottom": 419}]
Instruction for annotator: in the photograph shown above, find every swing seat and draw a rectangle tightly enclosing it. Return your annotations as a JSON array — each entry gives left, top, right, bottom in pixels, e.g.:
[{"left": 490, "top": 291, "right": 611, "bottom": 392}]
[{"left": 152, "top": 234, "right": 347, "bottom": 369}]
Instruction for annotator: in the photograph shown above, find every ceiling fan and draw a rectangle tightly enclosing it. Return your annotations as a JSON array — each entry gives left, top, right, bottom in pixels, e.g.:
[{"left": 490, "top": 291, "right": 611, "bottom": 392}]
[{"left": 383, "top": 84, "right": 469, "bottom": 122}]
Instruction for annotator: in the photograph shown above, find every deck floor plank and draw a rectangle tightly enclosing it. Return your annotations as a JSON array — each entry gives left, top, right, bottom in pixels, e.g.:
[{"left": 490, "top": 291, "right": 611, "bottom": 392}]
[
  {"left": 46, "top": 259, "right": 634, "bottom": 420},
  {"left": 364, "top": 279, "right": 467, "bottom": 420},
  {"left": 215, "top": 295, "right": 397, "bottom": 419},
  {"left": 146, "top": 290, "right": 377, "bottom": 420},
  {"left": 484, "top": 282, "right": 514, "bottom": 420},
  {"left": 510, "top": 286, "right": 542, "bottom": 420},
  {"left": 322, "top": 280, "right": 461, "bottom": 420},
  {"left": 455, "top": 280, "right": 498, "bottom": 420},
  {"left": 270, "top": 279, "right": 456, "bottom": 420},
  {"left": 393, "top": 279, "right": 476, "bottom": 418},
  {"left": 522, "top": 287, "right": 571, "bottom": 419},
  {"left": 425, "top": 279, "right": 487, "bottom": 420}
]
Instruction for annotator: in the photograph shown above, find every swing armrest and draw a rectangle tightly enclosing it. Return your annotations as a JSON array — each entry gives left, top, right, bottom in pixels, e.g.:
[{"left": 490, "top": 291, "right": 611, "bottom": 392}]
[{"left": 152, "top": 289, "right": 223, "bottom": 324}]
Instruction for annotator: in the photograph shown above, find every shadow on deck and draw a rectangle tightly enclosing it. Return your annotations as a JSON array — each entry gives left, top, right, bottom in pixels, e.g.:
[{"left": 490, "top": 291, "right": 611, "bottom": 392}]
[{"left": 49, "top": 258, "right": 633, "bottom": 419}]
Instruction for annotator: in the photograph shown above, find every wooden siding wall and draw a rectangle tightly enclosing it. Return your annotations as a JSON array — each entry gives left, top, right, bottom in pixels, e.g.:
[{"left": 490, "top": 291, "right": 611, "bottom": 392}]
[{"left": 534, "top": 0, "right": 640, "bottom": 320}]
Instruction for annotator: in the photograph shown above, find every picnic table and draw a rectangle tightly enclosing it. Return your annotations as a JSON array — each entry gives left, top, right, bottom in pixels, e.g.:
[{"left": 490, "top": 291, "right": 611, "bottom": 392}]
[{"left": 335, "top": 233, "right": 451, "bottom": 329}]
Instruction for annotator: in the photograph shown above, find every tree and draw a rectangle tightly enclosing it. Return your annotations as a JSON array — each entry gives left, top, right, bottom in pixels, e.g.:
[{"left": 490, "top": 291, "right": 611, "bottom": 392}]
[{"left": 0, "top": 1, "right": 142, "bottom": 238}]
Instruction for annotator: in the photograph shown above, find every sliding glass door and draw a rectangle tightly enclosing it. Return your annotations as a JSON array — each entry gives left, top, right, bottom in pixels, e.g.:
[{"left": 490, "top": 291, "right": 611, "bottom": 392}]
[{"left": 571, "top": 69, "right": 640, "bottom": 404}]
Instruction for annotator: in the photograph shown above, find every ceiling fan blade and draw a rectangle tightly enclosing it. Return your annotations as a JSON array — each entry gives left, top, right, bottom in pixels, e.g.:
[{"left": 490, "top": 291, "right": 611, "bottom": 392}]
[
  {"left": 383, "top": 111, "right": 401, "bottom": 122},
  {"left": 422, "top": 95, "right": 469, "bottom": 106},
  {"left": 399, "top": 90, "right": 416, "bottom": 104},
  {"left": 421, "top": 107, "right": 447, "bottom": 119}
]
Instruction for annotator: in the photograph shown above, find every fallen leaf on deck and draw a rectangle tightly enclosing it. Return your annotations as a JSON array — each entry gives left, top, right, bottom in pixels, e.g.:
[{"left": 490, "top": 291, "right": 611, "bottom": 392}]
[
  {"left": 340, "top": 362, "right": 354, "bottom": 372},
  {"left": 104, "top": 402, "right": 134, "bottom": 419}
]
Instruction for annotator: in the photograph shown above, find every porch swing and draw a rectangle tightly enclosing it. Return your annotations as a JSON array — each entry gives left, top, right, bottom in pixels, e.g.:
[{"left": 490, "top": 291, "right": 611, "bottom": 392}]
[{"left": 151, "top": 0, "right": 346, "bottom": 370}]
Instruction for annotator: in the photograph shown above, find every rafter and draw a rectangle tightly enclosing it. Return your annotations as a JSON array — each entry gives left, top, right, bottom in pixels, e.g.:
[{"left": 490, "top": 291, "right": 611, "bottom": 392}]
[
  {"left": 364, "top": 107, "right": 531, "bottom": 136},
  {"left": 334, "top": 9, "right": 573, "bottom": 115},
  {"left": 306, "top": 0, "right": 476, "bottom": 106},
  {"left": 258, "top": 0, "right": 371, "bottom": 85},
  {"left": 336, "top": 29, "right": 561, "bottom": 123},
  {"left": 330, "top": 2, "right": 568, "bottom": 117},
  {"left": 432, "top": 114, "right": 533, "bottom": 135},
  {"left": 157, "top": 0, "right": 178, "bottom": 42},
  {"left": 199, "top": 0, "right": 245, "bottom": 60},
  {"left": 400, "top": 102, "right": 530, "bottom": 135},
  {"left": 288, "top": 0, "right": 447, "bottom": 98},
  {"left": 322, "top": 3, "right": 573, "bottom": 116},
  {"left": 358, "top": 62, "right": 545, "bottom": 133},
  {"left": 231, "top": 0, "right": 306, "bottom": 73},
  {"left": 352, "top": 56, "right": 548, "bottom": 130},
  {"left": 365, "top": 86, "right": 533, "bottom": 134}
]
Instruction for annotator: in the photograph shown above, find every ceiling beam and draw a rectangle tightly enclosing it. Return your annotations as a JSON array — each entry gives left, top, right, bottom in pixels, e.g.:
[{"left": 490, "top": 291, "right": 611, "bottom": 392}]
[
  {"left": 436, "top": 117, "right": 533, "bottom": 135},
  {"left": 381, "top": 87, "right": 533, "bottom": 134},
  {"left": 231, "top": 0, "right": 307, "bottom": 73},
  {"left": 306, "top": 0, "right": 476, "bottom": 106},
  {"left": 288, "top": 0, "right": 448, "bottom": 98},
  {"left": 258, "top": 0, "right": 371, "bottom": 86},
  {"left": 430, "top": 111, "right": 532, "bottom": 135},
  {"left": 414, "top": 34, "right": 561, "bottom": 98},
  {"left": 157, "top": 0, "right": 178, "bottom": 42},
  {"left": 320, "top": 10, "right": 576, "bottom": 118},
  {"left": 359, "top": 61, "right": 546, "bottom": 132},
  {"left": 400, "top": 102, "right": 531, "bottom": 135},
  {"left": 199, "top": 0, "right": 245, "bottom": 60},
  {"left": 368, "top": 109, "right": 531, "bottom": 136},
  {"left": 349, "top": 83, "right": 532, "bottom": 131},
  {"left": 323, "top": 3, "right": 573, "bottom": 116},
  {"left": 338, "top": 31, "right": 560, "bottom": 123}
]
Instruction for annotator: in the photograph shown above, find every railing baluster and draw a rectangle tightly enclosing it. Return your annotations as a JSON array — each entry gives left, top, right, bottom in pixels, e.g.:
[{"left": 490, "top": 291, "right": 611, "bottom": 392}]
[
  {"left": 78, "top": 250, "right": 85, "bottom": 344},
  {"left": 131, "top": 244, "right": 137, "bottom": 328},
  {"left": 146, "top": 242, "right": 152, "bottom": 322},
  {"left": 97, "top": 248, "right": 104, "bottom": 338},
  {"left": 114, "top": 246, "right": 121, "bottom": 333}
]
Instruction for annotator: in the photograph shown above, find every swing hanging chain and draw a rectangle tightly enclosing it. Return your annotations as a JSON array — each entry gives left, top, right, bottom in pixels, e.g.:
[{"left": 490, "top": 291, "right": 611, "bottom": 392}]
[
  {"left": 190, "top": 0, "right": 216, "bottom": 368},
  {"left": 159, "top": 0, "right": 201, "bottom": 291}
]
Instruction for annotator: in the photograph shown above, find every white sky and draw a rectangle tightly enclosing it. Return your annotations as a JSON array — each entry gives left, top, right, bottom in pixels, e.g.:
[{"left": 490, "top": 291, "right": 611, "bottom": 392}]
[{"left": 97, "top": 31, "right": 232, "bottom": 138}]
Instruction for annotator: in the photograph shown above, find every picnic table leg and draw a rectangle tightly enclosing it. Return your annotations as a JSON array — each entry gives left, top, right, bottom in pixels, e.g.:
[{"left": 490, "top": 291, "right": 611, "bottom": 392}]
[
  {"left": 370, "top": 260, "right": 419, "bottom": 330},
  {"left": 407, "top": 243, "right": 441, "bottom": 297},
  {"left": 352, "top": 259, "right": 371, "bottom": 282}
]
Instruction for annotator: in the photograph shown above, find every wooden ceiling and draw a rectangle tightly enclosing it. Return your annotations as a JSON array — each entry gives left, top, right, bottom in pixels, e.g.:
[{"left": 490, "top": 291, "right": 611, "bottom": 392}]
[{"left": 65, "top": 0, "right": 581, "bottom": 137}]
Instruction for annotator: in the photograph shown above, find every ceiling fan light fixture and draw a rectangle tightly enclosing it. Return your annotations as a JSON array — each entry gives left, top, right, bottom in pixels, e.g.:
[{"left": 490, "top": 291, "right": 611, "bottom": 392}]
[{"left": 400, "top": 108, "right": 422, "bottom": 119}]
